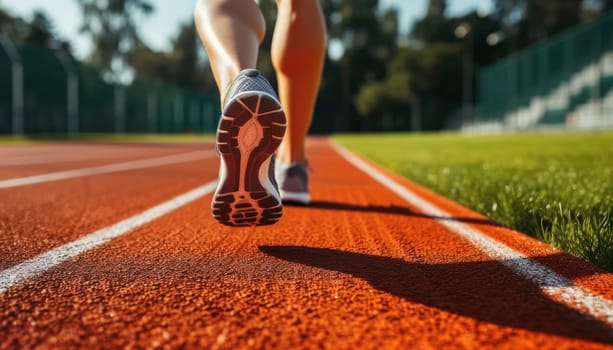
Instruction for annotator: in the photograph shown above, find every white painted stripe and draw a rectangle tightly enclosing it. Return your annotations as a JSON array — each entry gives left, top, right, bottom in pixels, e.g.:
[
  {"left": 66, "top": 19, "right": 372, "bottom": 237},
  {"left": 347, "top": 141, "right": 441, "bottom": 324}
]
[
  {"left": 331, "top": 140, "right": 613, "bottom": 326},
  {"left": 0, "top": 180, "right": 218, "bottom": 293},
  {"left": 1, "top": 149, "right": 125, "bottom": 166},
  {"left": 0, "top": 150, "right": 215, "bottom": 189}
]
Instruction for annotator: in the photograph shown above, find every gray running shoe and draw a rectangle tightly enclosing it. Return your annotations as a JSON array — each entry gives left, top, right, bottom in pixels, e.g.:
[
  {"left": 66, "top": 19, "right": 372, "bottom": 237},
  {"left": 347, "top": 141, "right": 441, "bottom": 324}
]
[
  {"left": 211, "top": 69, "right": 287, "bottom": 226},
  {"left": 276, "top": 160, "right": 310, "bottom": 205}
]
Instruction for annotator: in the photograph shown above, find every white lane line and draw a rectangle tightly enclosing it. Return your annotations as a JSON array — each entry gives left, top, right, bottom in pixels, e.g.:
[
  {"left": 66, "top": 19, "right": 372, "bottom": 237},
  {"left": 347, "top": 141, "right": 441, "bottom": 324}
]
[
  {"left": 0, "top": 150, "right": 215, "bottom": 189},
  {"left": 331, "top": 140, "right": 613, "bottom": 326},
  {"left": 0, "top": 180, "right": 218, "bottom": 294},
  {"left": 1, "top": 149, "right": 128, "bottom": 166}
]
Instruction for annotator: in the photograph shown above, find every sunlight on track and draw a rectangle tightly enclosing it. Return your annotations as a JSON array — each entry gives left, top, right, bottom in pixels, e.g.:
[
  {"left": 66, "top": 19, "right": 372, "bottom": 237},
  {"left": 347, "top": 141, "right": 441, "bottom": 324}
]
[
  {"left": 331, "top": 140, "right": 613, "bottom": 327},
  {"left": 1, "top": 148, "right": 129, "bottom": 166},
  {"left": 0, "top": 150, "right": 216, "bottom": 189},
  {"left": 0, "top": 181, "right": 218, "bottom": 293}
]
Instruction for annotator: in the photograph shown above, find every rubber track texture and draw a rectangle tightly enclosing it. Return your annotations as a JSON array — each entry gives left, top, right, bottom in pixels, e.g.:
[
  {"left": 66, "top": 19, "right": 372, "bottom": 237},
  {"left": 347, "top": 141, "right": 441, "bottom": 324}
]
[
  {"left": 1, "top": 140, "right": 613, "bottom": 349},
  {"left": 212, "top": 93, "right": 286, "bottom": 226}
]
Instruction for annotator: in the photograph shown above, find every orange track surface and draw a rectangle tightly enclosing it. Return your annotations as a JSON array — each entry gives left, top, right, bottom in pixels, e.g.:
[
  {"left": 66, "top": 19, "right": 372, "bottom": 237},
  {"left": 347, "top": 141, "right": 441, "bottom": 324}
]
[{"left": 0, "top": 138, "right": 611, "bottom": 349}]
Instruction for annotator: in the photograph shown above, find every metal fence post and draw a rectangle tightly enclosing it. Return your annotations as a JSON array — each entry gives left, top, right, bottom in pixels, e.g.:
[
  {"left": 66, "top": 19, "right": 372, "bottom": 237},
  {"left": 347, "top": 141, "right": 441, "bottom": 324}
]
[
  {"left": 114, "top": 84, "right": 126, "bottom": 133},
  {"left": 189, "top": 99, "right": 199, "bottom": 133},
  {"left": 174, "top": 93, "right": 184, "bottom": 133},
  {"left": 203, "top": 101, "right": 214, "bottom": 133},
  {"left": 147, "top": 90, "right": 158, "bottom": 133},
  {"left": 0, "top": 38, "right": 24, "bottom": 135},
  {"left": 55, "top": 52, "right": 79, "bottom": 135}
]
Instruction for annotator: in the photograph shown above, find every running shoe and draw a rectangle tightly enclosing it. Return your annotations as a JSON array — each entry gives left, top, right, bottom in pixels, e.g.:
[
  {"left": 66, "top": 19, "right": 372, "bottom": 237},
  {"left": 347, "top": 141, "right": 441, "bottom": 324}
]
[
  {"left": 211, "top": 69, "right": 287, "bottom": 226},
  {"left": 275, "top": 160, "right": 310, "bottom": 205}
]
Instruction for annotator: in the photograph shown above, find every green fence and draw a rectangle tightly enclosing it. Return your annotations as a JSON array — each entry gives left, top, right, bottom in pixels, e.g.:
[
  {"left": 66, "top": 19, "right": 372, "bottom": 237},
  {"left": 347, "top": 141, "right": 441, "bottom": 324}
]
[
  {"left": 0, "top": 41, "right": 220, "bottom": 135},
  {"left": 476, "top": 10, "right": 613, "bottom": 130}
]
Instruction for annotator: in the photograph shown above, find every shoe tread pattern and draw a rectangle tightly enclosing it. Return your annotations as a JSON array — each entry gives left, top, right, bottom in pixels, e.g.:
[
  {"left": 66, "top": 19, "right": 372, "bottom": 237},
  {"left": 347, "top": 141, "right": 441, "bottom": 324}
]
[{"left": 212, "top": 93, "right": 286, "bottom": 226}]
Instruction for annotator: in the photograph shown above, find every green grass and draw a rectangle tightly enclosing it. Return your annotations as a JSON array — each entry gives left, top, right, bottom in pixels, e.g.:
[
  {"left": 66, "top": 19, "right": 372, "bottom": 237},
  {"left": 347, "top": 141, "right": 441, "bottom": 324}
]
[
  {"left": 334, "top": 131, "right": 613, "bottom": 271},
  {"left": 0, "top": 133, "right": 215, "bottom": 144}
]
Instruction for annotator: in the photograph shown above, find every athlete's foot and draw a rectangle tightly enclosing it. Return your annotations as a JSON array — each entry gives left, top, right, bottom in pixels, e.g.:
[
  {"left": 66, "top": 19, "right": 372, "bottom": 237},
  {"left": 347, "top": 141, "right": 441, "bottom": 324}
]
[{"left": 211, "top": 69, "right": 287, "bottom": 226}]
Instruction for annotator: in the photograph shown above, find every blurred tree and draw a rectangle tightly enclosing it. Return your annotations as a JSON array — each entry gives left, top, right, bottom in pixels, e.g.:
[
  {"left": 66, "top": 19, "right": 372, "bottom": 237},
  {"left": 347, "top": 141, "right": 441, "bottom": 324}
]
[
  {"left": 602, "top": 0, "right": 613, "bottom": 11},
  {"left": 24, "top": 11, "right": 54, "bottom": 48},
  {"left": 170, "top": 22, "right": 203, "bottom": 90},
  {"left": 0, "top": 7, "right": 26, "bottom": 39},
  {"left": 77, "top": 0, "right": 154, "bottom": 83},
  {"left": 0, "top": 7, "right": 71, "bottom": 53},
  {"left": 356, "top": 0, "right": 613, "bottom": 132},
  {"left": 320, "top": 0, "right": 399, "bottom": 131},
  {"left": 251, "top": 0, "right": 398, "bottom": 132},
  {"left": 132, "top": 21, "right": 217, "bottom": 93},
  {"left": 427, "top": 0, "right": 446, "bottom": 17},
  {"left": 357, "top": 8, "right": 501, "bottom": 130},
  {"left": 492, "top": 0, "right": 583, "bottom": 50},
  {"left": 131, "top": 41, "right": 173, "bottom": 82},
  {"left": 412, "top": 0, "right": 456, "bottom": 44},
  {"left": 356, "top": 42, "right": 463, "bottom": 130}
]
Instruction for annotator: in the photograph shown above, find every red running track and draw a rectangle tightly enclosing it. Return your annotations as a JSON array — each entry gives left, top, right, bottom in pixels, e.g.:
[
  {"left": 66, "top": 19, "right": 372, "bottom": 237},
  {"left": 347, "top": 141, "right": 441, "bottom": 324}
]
[{"left": 0, "top": 138, "right": 611, "bottom": 349}]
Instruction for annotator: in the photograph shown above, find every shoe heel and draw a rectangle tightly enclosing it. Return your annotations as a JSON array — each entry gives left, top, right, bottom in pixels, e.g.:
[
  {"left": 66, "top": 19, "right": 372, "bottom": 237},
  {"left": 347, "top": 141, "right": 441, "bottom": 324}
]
[{"left": 212, "top": 92, "right": 286, "bottom": 226}]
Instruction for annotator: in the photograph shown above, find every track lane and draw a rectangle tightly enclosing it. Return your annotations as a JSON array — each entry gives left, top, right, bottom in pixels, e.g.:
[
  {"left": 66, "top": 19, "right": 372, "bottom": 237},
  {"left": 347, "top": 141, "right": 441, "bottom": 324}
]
[
  {"left": 0, "top": 150, "right": 215, "bottom": 189},
  {"left": 0, "top": 143, "right": 215, "bottom": 180},
  {"left": 1, "top": 139, "right": 611, "bottom": 349},
  {"left": 0, "top": 143, "right": 93, "bottom": 157},
  {"left": 332, "top": 140, "right": 613, "bottom": 302},
  {"left": 0, "top": 181, "right": 218, "bottom": 293},
  {"left": 331, "top": 140, "right": 613, "bottom": 317},
  {"left": 0, "top": 148, "right": 218, "bottom": 270}
]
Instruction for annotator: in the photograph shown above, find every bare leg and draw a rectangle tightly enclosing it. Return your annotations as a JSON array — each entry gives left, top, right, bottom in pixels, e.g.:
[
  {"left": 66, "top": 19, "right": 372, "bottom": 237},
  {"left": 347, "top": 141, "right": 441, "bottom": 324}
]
[
  {"left": 272, "top": 0, "right": 326, "bottom": 163},
  {"left": 194, "top": 0, "right": 265, "bottom": 102},
  {"left": 195, "top": 0, "right": 288, "bottom": 226}
]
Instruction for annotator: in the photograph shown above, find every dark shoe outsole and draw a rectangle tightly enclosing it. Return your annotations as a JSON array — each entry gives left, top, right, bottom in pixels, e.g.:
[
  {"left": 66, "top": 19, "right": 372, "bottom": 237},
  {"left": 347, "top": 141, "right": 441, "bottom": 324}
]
[{"left": 212, "top": 92, "right": 286, "bottom": 226}]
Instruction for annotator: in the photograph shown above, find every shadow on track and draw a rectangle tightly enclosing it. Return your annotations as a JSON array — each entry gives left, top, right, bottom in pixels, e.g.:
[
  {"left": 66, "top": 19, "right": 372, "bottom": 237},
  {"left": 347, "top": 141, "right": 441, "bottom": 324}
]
[
  {"left": 294, "top": 200, "right": 503, "bottom": 228},
  {"left": 259, "top": 245, "right": 613, "bottom": 344}
]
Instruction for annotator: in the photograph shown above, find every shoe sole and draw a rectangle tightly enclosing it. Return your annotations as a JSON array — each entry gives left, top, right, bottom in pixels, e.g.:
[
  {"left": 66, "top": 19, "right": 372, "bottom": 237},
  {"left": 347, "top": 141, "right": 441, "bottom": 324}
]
[{"left": 212, "top": 92, "right": 286, "bottom": 226}]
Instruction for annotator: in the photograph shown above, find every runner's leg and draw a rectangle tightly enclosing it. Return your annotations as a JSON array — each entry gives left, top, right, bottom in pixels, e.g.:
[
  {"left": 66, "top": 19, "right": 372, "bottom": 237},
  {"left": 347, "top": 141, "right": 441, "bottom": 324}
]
[
  {"left": 271, "top": 0, "right": 326, "bottom": 163},
  {"left": 195, "top": 0, "right": 286, "bottom": 226},
  {"left": 194, "top": 0, "right": 265, "bottom": 101}
]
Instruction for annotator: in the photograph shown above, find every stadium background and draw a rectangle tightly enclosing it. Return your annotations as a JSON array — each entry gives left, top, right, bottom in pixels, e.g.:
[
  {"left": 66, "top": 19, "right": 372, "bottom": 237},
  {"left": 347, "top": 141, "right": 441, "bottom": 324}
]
[{"left": 0, "top": 0, "right": 612, "bottom": 135}]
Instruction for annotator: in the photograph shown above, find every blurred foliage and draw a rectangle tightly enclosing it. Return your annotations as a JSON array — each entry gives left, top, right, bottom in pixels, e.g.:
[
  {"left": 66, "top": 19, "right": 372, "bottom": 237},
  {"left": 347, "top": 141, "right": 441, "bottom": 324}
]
[
  {"left": 1, "top": 0, "right": 613, "bottom": 130},
  {"left": 0, "top": 7, "right": 71, "bottom": 53},
  {"left": 319, "top": 0, "right": 400, "bottom": 131},
  {"left": 348, "top": 0, "right": 612, "bottom": 132},
  {"left": 131, "top": 22, "right": 216, "bottom": 93},
  {"left": 76, "top": 0, "right": 154, "bottom": 83},
  {"left": 354, "top": 0, "right": 609, "bottom": 131}
]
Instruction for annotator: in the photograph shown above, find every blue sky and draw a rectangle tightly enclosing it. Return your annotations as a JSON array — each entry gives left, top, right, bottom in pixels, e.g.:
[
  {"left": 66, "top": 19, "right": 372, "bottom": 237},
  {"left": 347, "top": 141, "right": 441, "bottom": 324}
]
[{"left": 0, "top": 0, "right": 492, "bottom": 59}]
